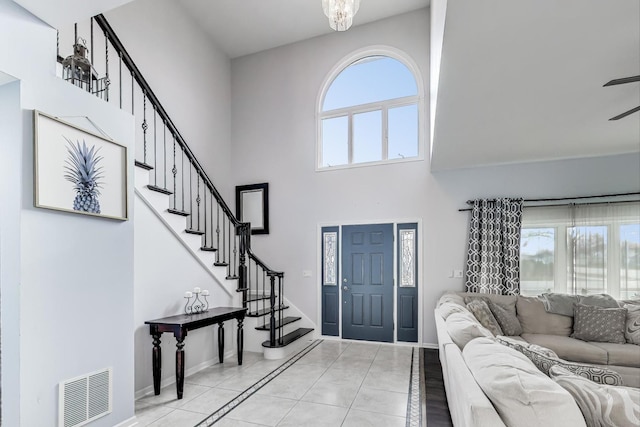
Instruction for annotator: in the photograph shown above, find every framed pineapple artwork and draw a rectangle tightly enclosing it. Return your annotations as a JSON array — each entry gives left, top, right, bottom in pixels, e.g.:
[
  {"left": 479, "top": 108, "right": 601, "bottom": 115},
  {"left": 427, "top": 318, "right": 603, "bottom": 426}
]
[{"left": 33, "top": 110, "right": 128, "bottom": 221}]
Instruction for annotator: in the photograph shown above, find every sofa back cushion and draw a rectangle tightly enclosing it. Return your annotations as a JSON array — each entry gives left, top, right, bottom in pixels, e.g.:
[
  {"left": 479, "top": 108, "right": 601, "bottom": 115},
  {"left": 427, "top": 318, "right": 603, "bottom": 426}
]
[
  {"left": 463, "top": 337, "right": 586, "bottom": 427},
  {"left": 436, "top": 302, "right": 470, "bottom": 320},
  {"left": 517, "top": 295, "right": 573, "bottom": 336},
  {"left": 445, "top": 311, "right": 494, "bottom": 349}
]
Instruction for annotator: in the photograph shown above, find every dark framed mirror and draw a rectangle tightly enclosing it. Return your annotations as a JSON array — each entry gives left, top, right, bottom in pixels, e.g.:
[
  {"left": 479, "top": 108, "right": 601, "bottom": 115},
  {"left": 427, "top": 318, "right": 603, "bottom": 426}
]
[{"left": 235, "top": 183, "right": 269, "bottom": 235}]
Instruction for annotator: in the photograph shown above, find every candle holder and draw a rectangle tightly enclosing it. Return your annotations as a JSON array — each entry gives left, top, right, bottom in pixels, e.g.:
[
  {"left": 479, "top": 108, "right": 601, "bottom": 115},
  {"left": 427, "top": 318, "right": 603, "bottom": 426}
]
[{"left": 184, "top": 288, "right": 210, "bottom": 314}]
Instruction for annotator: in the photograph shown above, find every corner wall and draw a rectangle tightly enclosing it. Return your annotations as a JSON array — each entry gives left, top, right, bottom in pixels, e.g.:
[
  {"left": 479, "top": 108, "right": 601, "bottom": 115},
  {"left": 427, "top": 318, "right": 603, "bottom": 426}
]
[{"left": 0, "top": 1, "right": 136, "bottom": 425}]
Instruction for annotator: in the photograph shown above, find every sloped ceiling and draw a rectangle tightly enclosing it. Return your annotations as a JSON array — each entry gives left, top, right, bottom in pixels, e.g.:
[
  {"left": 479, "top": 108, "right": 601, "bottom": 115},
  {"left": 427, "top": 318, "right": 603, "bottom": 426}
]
[
  {"left": 431, "top": 0, "right": 640, "bottom": 171},
  {"left": 12, "top": 0, "right": 135, "bottom": 27}
]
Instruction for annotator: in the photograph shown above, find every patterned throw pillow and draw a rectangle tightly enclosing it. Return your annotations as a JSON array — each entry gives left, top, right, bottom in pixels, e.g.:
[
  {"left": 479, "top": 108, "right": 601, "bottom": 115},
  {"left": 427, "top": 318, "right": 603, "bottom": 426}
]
[
  {"left": 496, "top": 336, "right": 623, "bottom": 386},
  {"left": 466, "top": 299, "right": 503, "bottom": 336},
  {"left": 572, "top": 304, "right": 627, "bottom": 344},
  {"left": 488, "top": 300, "right": 523, "bottom": 336},
  {"left": 623, "top": 304, "right": 640, "bottom": 345},
  {"left": 549, "top": 366, "right": 640, "bottom": 427}
]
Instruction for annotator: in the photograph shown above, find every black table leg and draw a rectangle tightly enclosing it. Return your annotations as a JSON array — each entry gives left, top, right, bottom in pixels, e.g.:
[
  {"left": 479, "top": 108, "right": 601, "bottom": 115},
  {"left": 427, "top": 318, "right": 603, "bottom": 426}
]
[
  {"left": 237, "top": 317, "right": 244, "bottom": 365},
  {"left": 176, "top": 338, "right": 185, "bottom": 399},
  {"left": 151, "top": 330, "right": 162, "bottom": 396},
  {"left": 218, "top": 322, "right": 224, "bottom": 363}
]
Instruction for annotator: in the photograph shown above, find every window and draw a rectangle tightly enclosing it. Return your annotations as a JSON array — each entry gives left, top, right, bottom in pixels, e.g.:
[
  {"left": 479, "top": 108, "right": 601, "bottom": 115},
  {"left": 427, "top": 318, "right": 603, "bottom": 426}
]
[
  {"left": 519, "top": 203, "right": 640, "bottom": 299},
  {"left": 318, "top": 52, "right": 421, "bottom": 169}
]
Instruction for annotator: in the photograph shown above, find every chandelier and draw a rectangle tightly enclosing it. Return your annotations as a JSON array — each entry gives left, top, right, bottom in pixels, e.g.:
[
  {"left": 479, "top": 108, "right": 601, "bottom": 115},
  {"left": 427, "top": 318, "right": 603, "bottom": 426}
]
[{"left": 322, "top": 0, "right": 361, "bottom": 31}]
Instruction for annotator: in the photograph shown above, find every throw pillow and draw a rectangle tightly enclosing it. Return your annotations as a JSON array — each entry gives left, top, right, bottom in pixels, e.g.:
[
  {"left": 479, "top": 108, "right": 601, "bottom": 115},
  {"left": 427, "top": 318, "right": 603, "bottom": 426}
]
[
  {"left": 466, "top": 299, "right": 503, "bottom": 336},
  {"left": 497, "top": 336, "right": 558, "bottom": 358},
  {"left": 572, "top": 304, "right": 627, "bottom": 344},
  {"left": 437, "top": 302, "right": 470, "bottom": 320},
  {"left": 496, "top": 336, "right": 623, "bottom": 386},
  {"left": 549, "top": 366, "right": 640, "bottom": 427},
  {"left": 623, "top": 303, "right": 640, "bottom": 345},
  {"left": 488, "top": 300, "right": 523, "bottom": 336},
  {"left": 445, "top": 311, "right": 494, "bottom": 349}
]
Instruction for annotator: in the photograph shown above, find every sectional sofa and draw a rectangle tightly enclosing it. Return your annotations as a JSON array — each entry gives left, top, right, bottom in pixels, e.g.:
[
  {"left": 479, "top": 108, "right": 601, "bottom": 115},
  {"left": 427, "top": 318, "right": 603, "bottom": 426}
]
[{"left": 434, "top": 291, "right": 640, "bottom": 427}]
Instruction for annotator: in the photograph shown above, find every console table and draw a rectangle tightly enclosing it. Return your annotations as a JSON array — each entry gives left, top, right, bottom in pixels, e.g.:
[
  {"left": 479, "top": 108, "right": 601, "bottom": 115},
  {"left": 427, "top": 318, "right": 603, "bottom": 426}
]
[{"left": 145, "top": 306, "right": 247, "bottom": 399}]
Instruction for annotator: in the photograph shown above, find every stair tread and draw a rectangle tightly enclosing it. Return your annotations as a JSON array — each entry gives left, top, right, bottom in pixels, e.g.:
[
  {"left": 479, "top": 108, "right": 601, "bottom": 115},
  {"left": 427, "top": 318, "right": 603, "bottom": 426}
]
[
  {"left": 214, "top": 262, "right": 229, "bottom": 267},
  {"left": 200, "top": 246, "right": 218, "bottom": 252},
  {"left": 167, "top": 208, "right": 190, "bottom": 216},
  {"left": 247, "top": 305, "right": 289, "bottom": 317},
  {"left": 135, "top": 161, "right": 154, "bottom": 170},
  {"left": 245, "top": 293, "right": 274, "bottom": 302},
  {"left": 147, "top": 185, "right": 172, "bottom": 195},
  {"left": 262, "top": 328, "right": 313, "bottom": 348},
  {"left": 255, "top": 316, "right": 301, "bottom": 331},
  {"left": 185, "top": 229, "right": 205, "bottom": 235}
]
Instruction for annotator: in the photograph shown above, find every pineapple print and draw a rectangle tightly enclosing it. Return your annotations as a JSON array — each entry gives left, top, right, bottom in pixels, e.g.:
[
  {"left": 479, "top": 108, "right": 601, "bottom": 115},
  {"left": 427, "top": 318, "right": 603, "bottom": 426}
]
[{"left": 63, "top": 138, "right": 104, "bottom": 214}]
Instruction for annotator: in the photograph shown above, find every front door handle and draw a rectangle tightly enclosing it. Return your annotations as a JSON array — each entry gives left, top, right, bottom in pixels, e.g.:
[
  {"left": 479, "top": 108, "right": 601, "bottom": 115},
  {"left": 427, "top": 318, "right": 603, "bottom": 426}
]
[{"left": 343, "top": 286, "right": 349, "bottom": 291}]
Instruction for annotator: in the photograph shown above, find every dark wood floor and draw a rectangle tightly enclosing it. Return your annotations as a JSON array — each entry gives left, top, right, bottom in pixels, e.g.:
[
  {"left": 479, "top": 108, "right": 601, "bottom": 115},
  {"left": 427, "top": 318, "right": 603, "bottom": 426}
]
[{"left": 423, "top": 348, "right": 453, "bottom": 427}]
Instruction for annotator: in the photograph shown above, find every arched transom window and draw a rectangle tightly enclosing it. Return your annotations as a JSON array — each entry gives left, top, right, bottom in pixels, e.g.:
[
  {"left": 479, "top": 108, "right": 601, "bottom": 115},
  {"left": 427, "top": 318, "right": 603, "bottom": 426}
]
[{"left": 318, "top": 53, "right": 421, "bottom": 169}]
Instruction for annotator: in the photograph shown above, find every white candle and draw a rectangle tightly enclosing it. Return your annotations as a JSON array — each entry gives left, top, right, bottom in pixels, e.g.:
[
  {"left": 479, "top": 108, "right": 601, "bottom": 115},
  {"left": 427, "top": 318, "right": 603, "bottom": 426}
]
[
  {"left": 201, "top": 290, "right": 209, "bottom": 296},
  {"left": 194, "top": 287, "right": 201, "bottom": 293},
  {"left": 184, "top": 291, "right": 193, "bottom": 298}
]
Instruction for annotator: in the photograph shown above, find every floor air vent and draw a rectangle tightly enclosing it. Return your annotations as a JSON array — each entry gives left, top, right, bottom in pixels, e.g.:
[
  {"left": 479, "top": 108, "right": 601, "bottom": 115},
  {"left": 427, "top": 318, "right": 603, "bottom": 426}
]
[{"left": 59, "top": 368, "right": 112, "bottom": 427}]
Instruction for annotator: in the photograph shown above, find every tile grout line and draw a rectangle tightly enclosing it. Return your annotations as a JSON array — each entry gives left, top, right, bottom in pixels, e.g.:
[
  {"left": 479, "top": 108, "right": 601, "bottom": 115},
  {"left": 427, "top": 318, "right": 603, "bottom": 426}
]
[
  {"left": 195, "top": 339, "right": 324, "bottom": 426},
  {"left": 338, "top": 342, "right": 376, "bottom": 426}
]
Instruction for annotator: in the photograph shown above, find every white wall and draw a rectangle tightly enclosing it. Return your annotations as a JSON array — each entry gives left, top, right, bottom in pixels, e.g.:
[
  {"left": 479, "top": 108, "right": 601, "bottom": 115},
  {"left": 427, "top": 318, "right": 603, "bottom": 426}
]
[
  {"left": 0, "top": 79, "right": 22, "bottom": 427},
  {"left": 230, "top": 7, "right": 640, "bottom": 346},
  {"left": 231, "top": 8, "right": 431, "bottom": 338},
  {"left": 133, "top": 194, "right": 234, "bottom": 397},
  {"left": 105, "top": 0, "right": 233, "bottom": 201},
  {"left": 0, "top": 1, "right": 136, "bottom": 425}
]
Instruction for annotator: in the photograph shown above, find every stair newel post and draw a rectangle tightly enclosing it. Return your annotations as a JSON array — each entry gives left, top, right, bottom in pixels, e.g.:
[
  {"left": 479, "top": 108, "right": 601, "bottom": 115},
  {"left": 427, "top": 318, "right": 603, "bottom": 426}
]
[
  {"left": 278, "top": 273, "right": 284, "bottom": 344},
  {"left": 269, "top": 273, "right": 277, "bottom": 347},
  {"left": 238, "top": 222, "right": 249, "bottom": 299}
]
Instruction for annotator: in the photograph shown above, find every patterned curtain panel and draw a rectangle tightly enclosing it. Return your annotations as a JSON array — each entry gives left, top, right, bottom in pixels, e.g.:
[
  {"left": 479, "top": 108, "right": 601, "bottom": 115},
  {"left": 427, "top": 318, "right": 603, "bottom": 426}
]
[{"left": 465, "top": 198, "right": 524, "bottom": 295}]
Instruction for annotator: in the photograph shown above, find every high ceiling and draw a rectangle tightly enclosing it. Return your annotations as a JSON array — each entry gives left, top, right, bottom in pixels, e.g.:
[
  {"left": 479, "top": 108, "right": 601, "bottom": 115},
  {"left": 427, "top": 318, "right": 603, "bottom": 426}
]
[
  {"left": 431, "top": 0, "right": 640, "bottom": 170},
  {"left": 177, "top": 0, "right": 430, "bottom": 59},
  {"left": 14, "top": 0, "right": 639, "bottom": 171}
]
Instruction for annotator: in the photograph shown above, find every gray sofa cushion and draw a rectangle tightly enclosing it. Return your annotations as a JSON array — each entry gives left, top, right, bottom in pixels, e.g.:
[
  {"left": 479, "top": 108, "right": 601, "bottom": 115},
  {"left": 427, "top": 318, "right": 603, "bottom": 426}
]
[
  {"left": 589, "top": 342, "right": 640, "bottom": 368},
  {"left": 489, "top": 301, "right": 523, "bottom": 336},
  {"left": 572, "top": 304, "right": 627, "bottom": 344},
  {"left": 517, "top": 296, "right": 573, "bottom": 336},
  {"left": 497, "top": 337, "right": 623, "bottom": 386},
  {"left": 521, "top": 333, "right": 609, "bottom": 365},
  {"left": 467, "top": 299, "right": 503, "bottom": 336},
  {"left": 445, "top": 311, "right": 494, "bottom": 349}
]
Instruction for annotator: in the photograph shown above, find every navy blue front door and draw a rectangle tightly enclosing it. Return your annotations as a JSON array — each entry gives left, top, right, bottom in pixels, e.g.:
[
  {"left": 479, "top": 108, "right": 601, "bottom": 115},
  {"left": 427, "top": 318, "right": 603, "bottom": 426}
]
[{"left": 342, "top": 224, "right": 394, "bottom": 342}]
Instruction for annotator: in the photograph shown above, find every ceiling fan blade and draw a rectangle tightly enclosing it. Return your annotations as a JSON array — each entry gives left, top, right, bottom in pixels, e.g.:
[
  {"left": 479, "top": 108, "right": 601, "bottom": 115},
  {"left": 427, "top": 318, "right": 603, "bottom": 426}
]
[
  {"left": 609, "top": 105, "right": 640, "bottom": 121},
  {"left": 603, "top": 75, "right": 640, "bottom": 87}
]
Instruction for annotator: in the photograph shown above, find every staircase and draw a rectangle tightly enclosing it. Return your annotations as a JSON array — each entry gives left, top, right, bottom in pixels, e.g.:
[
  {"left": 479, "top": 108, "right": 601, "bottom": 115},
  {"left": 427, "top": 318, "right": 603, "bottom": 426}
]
[{"left": 60, "top": 15, "right": 313, "bottom": 358}]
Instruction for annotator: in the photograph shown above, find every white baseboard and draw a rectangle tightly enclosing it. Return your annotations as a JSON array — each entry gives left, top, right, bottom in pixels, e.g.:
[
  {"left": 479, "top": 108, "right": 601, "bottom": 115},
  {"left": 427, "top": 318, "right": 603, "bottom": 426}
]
[
  {"left": 113, "top": 415, "right": 138, "bottom": 427},
  {"left": 135, "top": 350, "right": 234, "bottom": 399}
]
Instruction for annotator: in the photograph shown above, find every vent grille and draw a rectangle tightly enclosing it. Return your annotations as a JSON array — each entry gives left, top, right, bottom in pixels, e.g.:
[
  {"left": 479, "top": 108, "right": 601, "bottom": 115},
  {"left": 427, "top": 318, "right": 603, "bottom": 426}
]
[{"left": 59, "top": 368, "right": 112, "bottom": 427}]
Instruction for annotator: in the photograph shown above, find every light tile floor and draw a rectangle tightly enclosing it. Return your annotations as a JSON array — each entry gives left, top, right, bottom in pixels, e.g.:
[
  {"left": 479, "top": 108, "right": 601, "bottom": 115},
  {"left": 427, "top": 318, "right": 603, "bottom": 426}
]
[{"left": 135, "top": 340, "right": 418, "bottom": 427}]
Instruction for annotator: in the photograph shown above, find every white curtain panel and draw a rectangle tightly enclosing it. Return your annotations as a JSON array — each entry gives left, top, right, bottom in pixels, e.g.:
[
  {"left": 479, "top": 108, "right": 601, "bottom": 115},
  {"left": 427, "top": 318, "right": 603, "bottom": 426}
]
[{"left": 465, "top": 198, "right": 524, "bottom": 295}]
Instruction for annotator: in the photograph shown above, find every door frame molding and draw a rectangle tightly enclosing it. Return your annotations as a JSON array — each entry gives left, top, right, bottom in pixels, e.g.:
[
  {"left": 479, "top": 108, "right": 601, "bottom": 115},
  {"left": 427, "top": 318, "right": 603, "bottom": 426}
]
[{"left": 316, "top": 218, "right": 423, "bottom": 344}]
